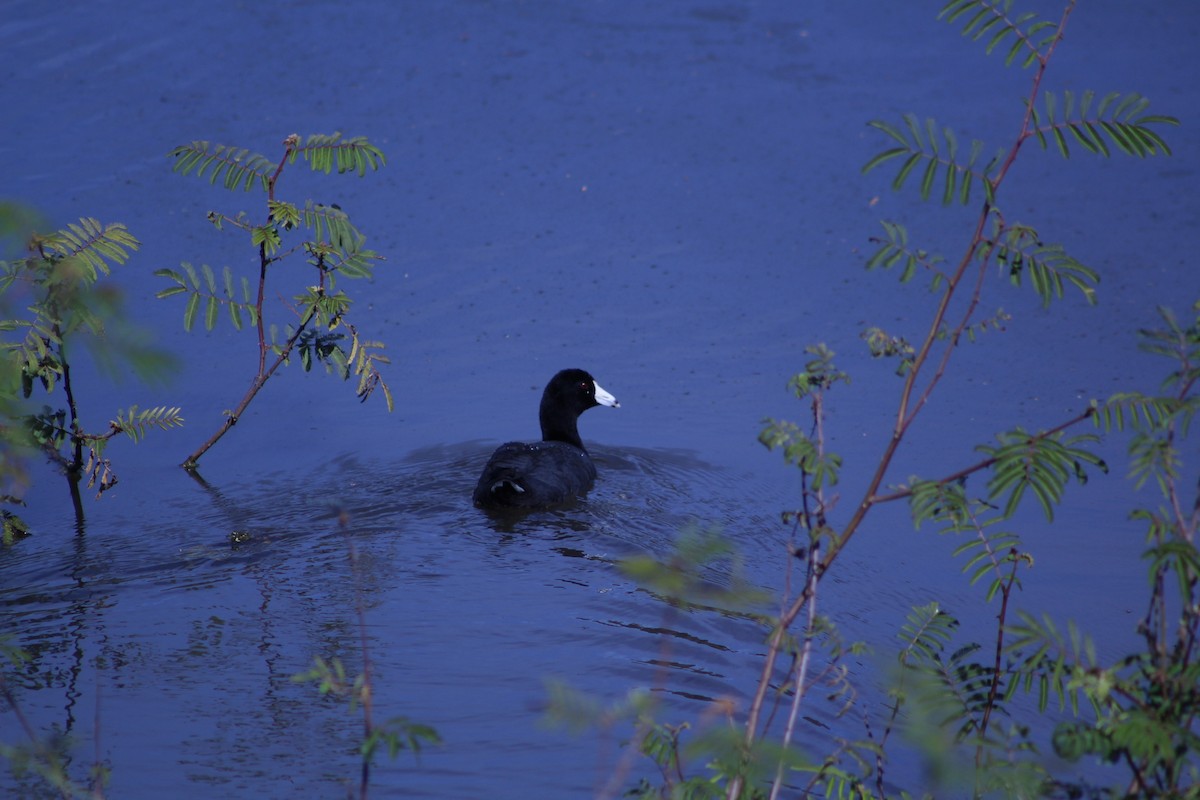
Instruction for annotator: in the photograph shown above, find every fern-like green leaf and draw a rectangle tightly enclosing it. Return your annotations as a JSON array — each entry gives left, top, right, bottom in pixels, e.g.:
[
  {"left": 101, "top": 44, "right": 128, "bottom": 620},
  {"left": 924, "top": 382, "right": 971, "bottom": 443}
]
[
  {"left": 168, "top": 142, "right": 275, "bottom": 191},
  {"left": 113, "top": 405, "right": 185, "bottom": 443},
  {"left": 1093, "top": 392, "right": 1180, "bottom": 434},
  {"left": 36, "top": 219, "right": 139, "bottom": 282},
  {"left": 204, "top": 295, "right": 219, "bottom": 331},
  {"left": 982, "top": 220, "right": 1099, "bottom": 307},
  {"left": 346, "top": 327, "right": 393, "bottom": 409},
  {"left": 907, "top": 478, "right": 971, "bottom": 530},
  {"left": 758, "top": 417, "right": 843, "bottom": 490},
  {"left": 292, "top": 133, "right": 386, "bottom": 177},
  {"left": 865, "top": 220, "right": 944, "bottom": 284},
  {"left": 897, "top": 602, "right": 958, "bottom": 665},
  {"left": 864, "top": 116, "right": 1004, "bottom": 206},
  {"left": 250, "top": 224, "right": 282, "bottom": 256},
  {"left": 938, "top": 0, "right": 1058, "bottom": 69},
  {"left": 1027, "top": 90, "right": 1178, "bottom": 159},
  {"left": 300, "top": 202, "right": 362, "bottom": 251},
  {"left": 155, "top": 263, "right": 257, "bottom": 333},
  {"left": 1006, "top": 611, "right": 1101, "bottom": 716},
  {"left": 308, "top": 237, "right": 383, "bottom": 282},
  {"left": 977, "top": 429, "right": 1105, "bottom": 521},
  {"left": 183, "top": 292, "right": 200, "bottom": 332}
]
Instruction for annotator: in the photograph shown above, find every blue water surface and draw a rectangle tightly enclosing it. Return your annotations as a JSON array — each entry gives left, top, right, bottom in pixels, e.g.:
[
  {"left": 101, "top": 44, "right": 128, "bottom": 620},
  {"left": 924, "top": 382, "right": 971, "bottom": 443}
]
[{"left": 1, "top": 2, "right": 1197, "bottom": 797}]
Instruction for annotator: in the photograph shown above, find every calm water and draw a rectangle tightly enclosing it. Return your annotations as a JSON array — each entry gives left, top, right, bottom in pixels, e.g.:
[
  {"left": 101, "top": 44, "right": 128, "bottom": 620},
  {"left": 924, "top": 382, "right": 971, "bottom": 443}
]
[{"left": 2, "top": 2, "right": 1197, "bottom": 797}]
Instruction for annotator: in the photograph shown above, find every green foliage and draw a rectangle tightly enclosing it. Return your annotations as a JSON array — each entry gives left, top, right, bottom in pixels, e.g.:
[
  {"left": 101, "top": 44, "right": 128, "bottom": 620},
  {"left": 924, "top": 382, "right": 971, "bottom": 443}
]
[
  {"left": 291, "top": 132, "right": 386, "bottom": 176},
  {"left": 978, "top": 217, "right": 1099, "bottom": 307},
  {"left": 2, "top": 219, "right": 137, "bottom": 354},
  {"left": 896, "top": 602, "right": 960, "bottom": 667},
  {"left": 784, "top": 343, "right": 850, "bottom": 397},
  {"left": 938, "top": 0, "right": 1059, "bottom": 68},
  {"left": 291, "top": 655, "right": 441, "bottom": 766},
  {"left": 161, "top": 132, "right": 393, "bottom": 467},
  {"left": 882, "top": 308, "right": 1200, "bottom": 798},
  {"left": 862, "top": 326, "right": 916, "bottom": 376},
  {"left": 620, "top": 527, "right": 772, "bottom": 614},
  {"left": 758, "top": 417, "right": 843, "bottom": 492},
  {"left": 154, "top": 263, "right": 258, "bottom": 332},
  {"left": 864, "top": 18, "right": 1178, "bottom": 212},
  {"left": 168, "top": 132, "right": 385, "bottom": 191},
  {"left": 1, "top": 510, "right": 31, "bottom": 546},
  {"left": 1005, "top": 611, "right": 1100, "bottom": 714},
  {"left": 864, "top": 220, "right": 944, "bottom": 284},
  {"left": 908, "top": 479, "right": 1032, "bottom": 602},
  {"left": 542, "top": 679, "right": 653, "bottom": 735},
  {"left": 31, "top": 217, "right": 138, "bottom": 281},
  {"left": 976, "top": 428, "right": 1106, "bottom": 520},
  {"left": 1095, "top": 305, "right": 1199, "bottom": 496},
  {"left": 986, "top": 303, "right": 1200, "bottom": 796},
  {"left": 1027, "top": 90, "right": 1179, "bottom": 159},
  {"left": 169, "top": 141, "right": 278, "bottom": 191},
  {"left": 759, "top": 345, "right": 847, "bottom": 495},
  {"left": 0, "top": 213, "right": 180, "bottom": 508},
  {"left": 862, "top": 114, "right": 1005, "bottom": 206},
  {"left": 112, "top": 405, "right": 186, "bottom": 444},
  {"left": 865, "top": 91, "right": 1177, "bottom": 207},
  {"left": 362, "top": 716, "right": 441, "bottom": 763},
  {"left": 625, "top": 5, "right": 1191, "bottom": 799}
]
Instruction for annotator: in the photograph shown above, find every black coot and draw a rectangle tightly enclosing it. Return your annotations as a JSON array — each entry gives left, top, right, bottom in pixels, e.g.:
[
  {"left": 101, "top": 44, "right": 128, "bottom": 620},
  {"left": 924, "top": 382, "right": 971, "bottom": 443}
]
[{"left": 473, "top": 369, "right": 619, "bottom": 509}]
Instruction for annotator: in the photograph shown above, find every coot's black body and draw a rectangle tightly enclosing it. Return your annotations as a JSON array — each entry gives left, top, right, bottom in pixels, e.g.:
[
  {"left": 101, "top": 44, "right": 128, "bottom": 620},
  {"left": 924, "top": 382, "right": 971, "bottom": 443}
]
[{"left": 473, "top": 369, "right": 619, "bottom": 510}]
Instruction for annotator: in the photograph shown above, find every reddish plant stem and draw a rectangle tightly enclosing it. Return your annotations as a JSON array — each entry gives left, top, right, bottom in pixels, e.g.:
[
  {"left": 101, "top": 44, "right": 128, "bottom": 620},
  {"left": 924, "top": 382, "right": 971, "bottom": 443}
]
[
  {"left": 769, "top": 543, "right": 820, "bottom": 800},
  {"left": 181, "top": 305, "right": 315, "bottom": 469},
  {"left": 183, "top": 136, "right": 306, "bottom": 469},
  {"left": 978, "top": 549, "right": 1021, "bottom": 746},
  {"left": 732, "top": 2, "right": 1080, "bottom": 779}
]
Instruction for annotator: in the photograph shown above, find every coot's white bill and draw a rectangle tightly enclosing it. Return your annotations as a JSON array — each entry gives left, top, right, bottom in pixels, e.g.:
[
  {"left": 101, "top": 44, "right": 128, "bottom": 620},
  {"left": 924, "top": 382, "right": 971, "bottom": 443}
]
[{"left": 594, "top": 382, "right": 619, "bottom": 409}]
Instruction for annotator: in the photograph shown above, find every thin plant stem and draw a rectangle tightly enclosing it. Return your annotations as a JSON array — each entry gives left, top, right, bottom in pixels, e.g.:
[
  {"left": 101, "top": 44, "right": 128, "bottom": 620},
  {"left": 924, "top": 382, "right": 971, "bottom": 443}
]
[
  {"left": 768, "top": 543, "right": 820, "bottom": 800},
  {"left": 736, "top": 6, "right": 1082, "bottom": 772},
  {"left": 181, "top": 305, "right": 317, "bottom": 469},
  {"left": 339, "top": 509, "right": 375, "bottom": 800},
  {"left": 182, "top": 134, "right": 306, "bottom": 470},
  {"left": 52, "top": 329, "right": 85, "bottom": 475},
  {"left": 254, "top": 242, "right": 269, "bottom": 377},
  {"left": 977, "top": 549, "right": 1021, "bottom": 746}
]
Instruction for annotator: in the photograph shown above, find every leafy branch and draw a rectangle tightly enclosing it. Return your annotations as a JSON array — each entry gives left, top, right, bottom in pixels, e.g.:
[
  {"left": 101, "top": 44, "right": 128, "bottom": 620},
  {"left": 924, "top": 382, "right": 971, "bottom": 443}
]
[
  {"left": 154, "top": 263, "right": 258, "bottom": 332},
  {"left": 938, "top": 0, "right": 1060, "bottom": 69},
  {"left": 1, "top": 217, "right": 178, "bottom": 517},
  {"left": 728, "top": 4, "right": 1180, "bottom": 796},
  {"left": 160, "top": 133, "right": 393, "bottom": 469},
  {"left": 976, "top": 217, "right": 1099, "bottom": 307},
  {"left": 168, "top": 132, "right": 386, "bottom": 193},
  {"left": 30, "top": 217, "right": 139, "bottom": 281},
  {"left": 976, "top": 428, "right": 1106, "bottom": 520},
  {"left": 862, "top": 114, "right": 1005, "bottom": 206},
  {"left": 864, "top": 220, "right": 946, "bottom": 284},
  {"left": 1027, "top": 90, "right": 1178, "bottom": 159}
]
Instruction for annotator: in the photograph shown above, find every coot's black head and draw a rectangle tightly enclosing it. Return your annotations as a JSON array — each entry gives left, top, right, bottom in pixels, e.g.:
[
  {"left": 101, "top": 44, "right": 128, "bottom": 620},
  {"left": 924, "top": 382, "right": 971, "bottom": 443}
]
[{"left": 539, "top": 368, "right": 619, "bottom": 449}]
